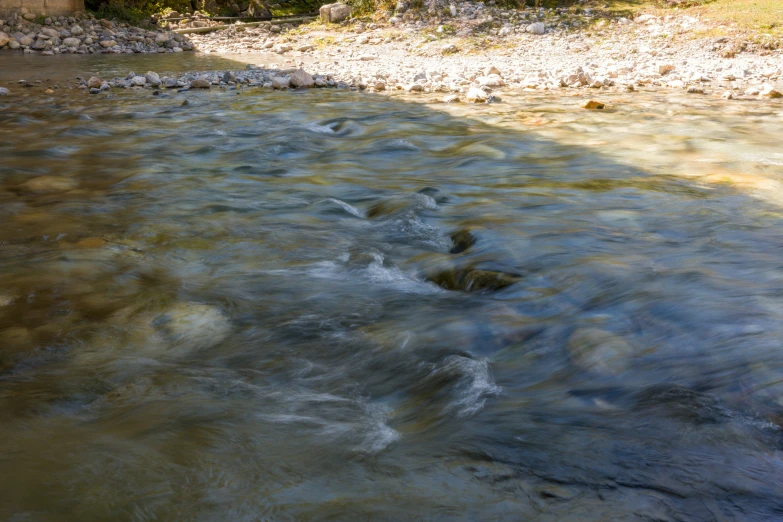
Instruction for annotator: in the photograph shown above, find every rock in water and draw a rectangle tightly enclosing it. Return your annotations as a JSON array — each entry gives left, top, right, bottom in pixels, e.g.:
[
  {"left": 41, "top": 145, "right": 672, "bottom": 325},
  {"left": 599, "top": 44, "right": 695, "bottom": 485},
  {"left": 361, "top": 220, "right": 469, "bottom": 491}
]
[
  {"left": 466, "top": 87, "right": 488, "bottom": 103},
  {"left": 16, "top": 176, "right": 78, "bottom": 195},
  {"left": 88, "top": 77, "right": 103, "bottom": 89},
  {"left": 154, "top": 302, "right": 231, "bottom": 353},
  {"left": 581, "top": 99, "right": 605, "bottom": 109},
  {"left": 0, "top": 87, "right": 9, "bottom": 96},
  {"left": 568, "top": 328, "right": 634, "bottom": 376},
  {"left": 145, "top": 71, "right": 161, "bottom": 87},
  {"left": 272, "top": 76, "right": 290, "bottom": 89},
  {"left": 760, "top": 84, "right": 782, "bottom": 99},
  {"left": 429, "top": 266, "right": 521, "bottom": 292},
  {"left": 290, "top": 69, "right": 314, "bottom": 88},
  {"left": 320, "top": 2, "right": 351, "bottom": 23},
  {"left": 190, "top": 78, "right": 211, "bottom": 89},
  {"left": 449, "top": 229, "right": 476, "bottom": 254}
]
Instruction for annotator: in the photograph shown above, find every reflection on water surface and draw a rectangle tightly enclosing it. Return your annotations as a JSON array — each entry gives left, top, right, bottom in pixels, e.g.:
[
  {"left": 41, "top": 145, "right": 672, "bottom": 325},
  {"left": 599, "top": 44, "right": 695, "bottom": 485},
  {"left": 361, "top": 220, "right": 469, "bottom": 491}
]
[{"left": 1, "top": 54, "right": 783, "bottom": 521}]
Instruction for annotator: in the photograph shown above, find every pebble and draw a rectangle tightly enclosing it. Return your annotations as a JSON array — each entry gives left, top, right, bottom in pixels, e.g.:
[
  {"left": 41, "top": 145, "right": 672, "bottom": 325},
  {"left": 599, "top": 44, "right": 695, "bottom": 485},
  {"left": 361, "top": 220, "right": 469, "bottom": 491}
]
[{"left": 581, "top": 100, "right": 605, "bottom": 109}]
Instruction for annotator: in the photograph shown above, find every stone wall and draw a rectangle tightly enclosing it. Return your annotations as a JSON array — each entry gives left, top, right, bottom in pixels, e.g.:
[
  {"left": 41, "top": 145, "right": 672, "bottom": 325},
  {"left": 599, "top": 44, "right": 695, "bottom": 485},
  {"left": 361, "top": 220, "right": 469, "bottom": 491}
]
[{"left": 0, "top": 0, "right": 85, "bottom": 17}]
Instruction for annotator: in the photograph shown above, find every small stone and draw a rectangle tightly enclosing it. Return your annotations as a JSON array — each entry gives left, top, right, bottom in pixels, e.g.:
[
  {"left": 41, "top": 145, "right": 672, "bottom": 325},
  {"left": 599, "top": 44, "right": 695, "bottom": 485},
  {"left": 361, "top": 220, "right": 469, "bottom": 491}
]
[
  {"left": 658, "top": 64, "right": 675, "bottom": 75},
  {"left": 485, "top": 65, "right": 502, "bottom": 77},
  {"left": 99, "top": 40, "right": 117, "bottom": 48},
  {"left": 131, "top": 76, "right": 146, "bottom": 86},
  {"left": 721, "top": 90, "right": 734, "bottom": 100},
  {"left": 87, "top": 76, "right": 103, "bottom": 89},
  {"left": 441, "top": 43, "right": 458, "bottom": 54},
  {"left": 358, "top": 54, "right": 376, "bottom": 61},
  {"left": 686, "top": 86, "right": 705, "bottom": 94},
  {"left": 373, "top": 81, "right": 386, "bottom": 91},
  {"left": 0, "top": 87, "right": 9, "bottom": 96},
  {"left": 190, "top": 78, "right": 211, "bottom": 89},
  {"left": 89, "top": 87, "right": 100, "bottom": 95},
  {"left": 581, "top": 99, "right": 605, "bottom": 109},
  {"left": 443, "top": 94, "right": 460, "bottom": 103},
  {"left": 406, "top": 83, "right": 425, "bottom": 92},
  {"left": 62, "top": 37, "right": 80, "bottom": 47},
  {"left": 526, "top": 22, "right": 545, "bottom": 35}
]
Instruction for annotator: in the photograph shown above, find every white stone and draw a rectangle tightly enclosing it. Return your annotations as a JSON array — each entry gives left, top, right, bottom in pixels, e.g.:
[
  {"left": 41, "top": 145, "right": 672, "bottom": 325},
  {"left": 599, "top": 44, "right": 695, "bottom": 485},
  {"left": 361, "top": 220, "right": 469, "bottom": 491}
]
[
  {"left": 272, "top": 76, "right": 290, "bottom": 89},
  {"left": 465, "top": 86, "right": 488, "bottom": 103},
  {"left": 526, "top": 22, "right": 545, "bottom": 35}
]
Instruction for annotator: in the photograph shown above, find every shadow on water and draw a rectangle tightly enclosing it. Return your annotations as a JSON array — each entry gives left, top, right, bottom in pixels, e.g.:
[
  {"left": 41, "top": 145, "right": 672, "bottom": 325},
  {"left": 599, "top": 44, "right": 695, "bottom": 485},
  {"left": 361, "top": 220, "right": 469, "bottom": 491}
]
[{"left": 2, "top": 54, "right": 783, "bottom": 521}]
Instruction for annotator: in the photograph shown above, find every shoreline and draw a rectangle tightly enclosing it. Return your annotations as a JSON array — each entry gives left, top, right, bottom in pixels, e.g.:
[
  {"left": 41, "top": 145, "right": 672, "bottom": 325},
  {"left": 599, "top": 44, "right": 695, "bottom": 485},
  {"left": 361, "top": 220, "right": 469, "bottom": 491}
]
[{"left": 1, "top": 3, "right": 782, "bottom": 101}]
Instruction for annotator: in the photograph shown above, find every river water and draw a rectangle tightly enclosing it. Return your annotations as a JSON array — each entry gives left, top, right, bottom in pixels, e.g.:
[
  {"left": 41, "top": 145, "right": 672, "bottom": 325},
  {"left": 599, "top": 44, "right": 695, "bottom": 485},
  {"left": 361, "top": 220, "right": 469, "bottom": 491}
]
[{"left": 2, "top": 53, "right": 783, "bottom": 521}]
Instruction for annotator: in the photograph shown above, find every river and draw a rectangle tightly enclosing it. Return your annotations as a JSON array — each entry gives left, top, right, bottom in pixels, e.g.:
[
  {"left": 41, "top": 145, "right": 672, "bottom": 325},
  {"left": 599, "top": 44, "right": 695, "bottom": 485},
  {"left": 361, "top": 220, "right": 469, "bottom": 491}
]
[{"left": 2, "top": 53, "right": 783, "bottom": 521}]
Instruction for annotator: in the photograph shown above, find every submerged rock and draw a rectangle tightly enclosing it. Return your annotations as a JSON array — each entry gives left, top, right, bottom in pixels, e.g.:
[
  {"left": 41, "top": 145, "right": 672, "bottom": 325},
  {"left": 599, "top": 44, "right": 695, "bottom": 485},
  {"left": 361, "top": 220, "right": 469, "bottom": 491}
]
[
  {"left": 449, "top": 229, "right": 477, "bottom": 254},
  {"left": 568, "top": 328, "right": 634, "bottom": 376},
  {"left": 16, "top": 176, "right": 78, "bottom": 195},
  {"left": 154, "top": 302, "right": 231, "bottom": 353},
  {"left": 429, "top": 266, "right": 521, "bottom": 292}
]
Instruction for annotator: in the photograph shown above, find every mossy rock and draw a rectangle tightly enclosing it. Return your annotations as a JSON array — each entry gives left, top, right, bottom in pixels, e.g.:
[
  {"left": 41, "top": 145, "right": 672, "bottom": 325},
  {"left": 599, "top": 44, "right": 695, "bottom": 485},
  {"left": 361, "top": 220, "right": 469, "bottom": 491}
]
[
  {"left": 449, "top": 229, "right": 477, "bottom": 254},
  {"left": 429, "top": 266, "right": 521, "bottom": 292}
]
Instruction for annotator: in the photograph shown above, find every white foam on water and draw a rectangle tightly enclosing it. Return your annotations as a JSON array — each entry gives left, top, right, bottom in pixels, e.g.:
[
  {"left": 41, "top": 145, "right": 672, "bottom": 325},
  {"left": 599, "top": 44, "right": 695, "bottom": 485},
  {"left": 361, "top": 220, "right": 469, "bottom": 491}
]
[
  {"left": 315, "top": 198, "right": 366, "bottom": 219},
  {"left": 358, "top": 403, "right": 400, "bottom": 453},
  {"left": 440, "top": 356, "right": 502, "bottom": 418},
  {"left": 307, "top": 255, "right": 443, "bottom": 295}
]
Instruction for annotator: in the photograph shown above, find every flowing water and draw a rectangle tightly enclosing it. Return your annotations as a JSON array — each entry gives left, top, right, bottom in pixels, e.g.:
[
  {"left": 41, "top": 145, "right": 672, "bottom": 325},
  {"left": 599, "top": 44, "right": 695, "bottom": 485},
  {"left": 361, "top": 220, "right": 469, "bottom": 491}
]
[{"left": 2, "top": 54, "right": 783, "bottom": 521}]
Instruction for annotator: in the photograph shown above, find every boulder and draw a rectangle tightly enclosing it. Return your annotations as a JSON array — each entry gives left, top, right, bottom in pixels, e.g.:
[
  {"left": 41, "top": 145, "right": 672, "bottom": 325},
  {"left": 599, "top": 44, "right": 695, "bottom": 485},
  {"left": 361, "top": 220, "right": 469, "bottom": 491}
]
[
  {"left": 131, "top": 75, "right": 146, "bottom": 86},
  {"left": 87, "top": 76, "right": 102, "bottom": 89},
  {"left": 99, "top": 39, "right": 117, "bottom": 48},
  {"left": 320, "top": 2, "right": 351, "bottom": 24},
  {"left": 62, "top": 37, "right": 80, "bottom": 47},
  {"left": 0, "top": 87, "right": 9, "bottom": 96},
  {"left": 526, "top": 22, "right": 545, "bottom": 35},
  {"left": 0, "top": 32, "right": 9, "bottom": 48},
  {"left": 289, "top": 68, "right": 314, "bottom": 88},
  {"left": 465, "top": 86, "right": 488, "bottom": 103},
  {"left": 760, "top": 84, "right": 782, "bottom": 98},
  {"left": 272, "top": 76, "right": 290, "bottom": 89}
]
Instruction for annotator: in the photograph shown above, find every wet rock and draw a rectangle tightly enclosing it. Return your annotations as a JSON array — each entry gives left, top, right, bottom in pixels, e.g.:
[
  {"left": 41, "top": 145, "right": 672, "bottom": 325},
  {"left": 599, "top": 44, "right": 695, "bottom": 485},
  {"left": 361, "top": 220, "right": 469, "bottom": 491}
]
[
  {"left": 290, "top": 69, "right": 314, "bottom": 88},
  {"left": 0, "top": 87, "right": 9, "bottom": 96},
  {"left": 190, "top": 78, "right": 211, "bottom": 89},
  {"left": 760, "top": 84, "right": 782, "bottom": 98},
  {"left": 320, "top": 2, "right": 351, "bottom": 24},
  {"left": 145, "top": 71, "right": 161, "bottom": 87},
  {"left": 443, "top": 94, "right": 460, "bottom": 103},
  {"left": 131, "top": 75, "right": 146, "bottom": 86},
  {"left": 633, "top": 384, "right": 727, "bottom": 424},
  {"left": 466, "top": 86, "right": 488, "bottom": 103},
  {"left": 16, "top": 176, "right": 78, "bottom": 195},
  {"left": 366, "top": 193, "right": 436, "bottom": 219},
  {"left": 449, "top": 229, "right": 476, "bottom": 254},
  {"left": 429, "top": 266, "right": 521, "bottom": 292},
  {"left": 687, "top": 85, "right": 705, "bottom": 94},
  {"left": 568, "top": 328, "right": 634, "bottom": 376},
  {"left": 272, "top": 76, "right": 290, "bottom": 89},
  {"left": 581, "top": 99, "right": 605, "bottom": 109},
  {"left": 0, "top": 32, "right": 8, "bottom": 48},
  {"left": 154, "top": 302, "right": 231, "bottom": 353}
]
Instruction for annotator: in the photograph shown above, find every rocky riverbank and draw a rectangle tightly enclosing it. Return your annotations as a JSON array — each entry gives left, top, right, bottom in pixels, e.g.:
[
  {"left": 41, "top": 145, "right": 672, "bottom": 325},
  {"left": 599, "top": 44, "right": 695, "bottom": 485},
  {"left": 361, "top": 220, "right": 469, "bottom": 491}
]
[
  {"left": 1, "top": 2, "right": 782, "bottom": 102},
  {"left": 184, "top": 2, "right": 782, "bottom": 101},
  {"left": 0, "top": 7, "right": 193, "bottom": 55}
]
